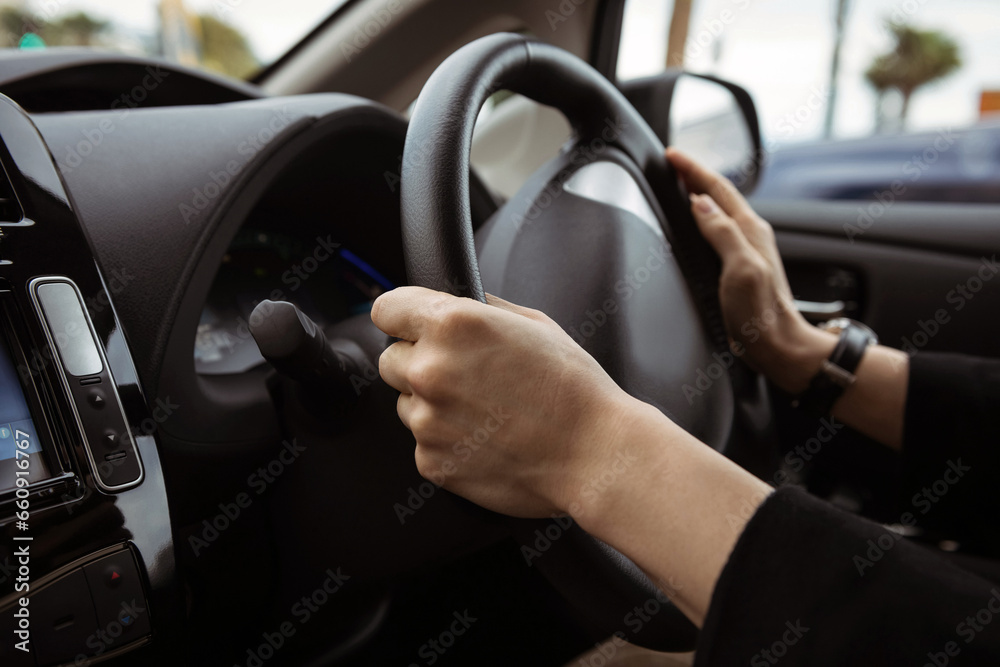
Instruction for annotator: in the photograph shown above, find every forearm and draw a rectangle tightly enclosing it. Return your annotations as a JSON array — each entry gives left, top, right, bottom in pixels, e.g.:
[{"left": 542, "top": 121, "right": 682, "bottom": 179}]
[{"left": 567, "top": 399, "right": 773, "bottom": 627}]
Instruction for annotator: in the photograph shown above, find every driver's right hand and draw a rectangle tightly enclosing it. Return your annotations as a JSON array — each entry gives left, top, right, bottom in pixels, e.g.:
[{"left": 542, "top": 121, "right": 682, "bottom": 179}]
[{"left": 666, "top": 148, "right": 838, "bottom": 395}]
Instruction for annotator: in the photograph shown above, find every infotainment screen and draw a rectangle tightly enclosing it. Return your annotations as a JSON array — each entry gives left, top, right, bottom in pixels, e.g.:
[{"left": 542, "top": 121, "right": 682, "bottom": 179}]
[{"left": 0, "top": 333, "right": 51, "bottom": 493}]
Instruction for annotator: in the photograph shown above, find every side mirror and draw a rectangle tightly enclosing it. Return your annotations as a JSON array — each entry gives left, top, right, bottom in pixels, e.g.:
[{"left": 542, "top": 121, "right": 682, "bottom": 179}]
[{"left": 620, "top": 71, "right": 763, "bottom": 194}]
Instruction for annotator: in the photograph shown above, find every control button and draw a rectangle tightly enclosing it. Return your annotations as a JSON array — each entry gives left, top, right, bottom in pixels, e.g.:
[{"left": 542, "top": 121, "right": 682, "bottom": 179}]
[
  {"left": 103, "top": 430, "right": 118, "bottom": 448},
  {"left": 83, "top": 551, "right": 151, "bottom": 652},
  {"left": 32, "top": 568, "right": 100, "bottom": 665},
  {"left": 95, "top": 447, "right": 142, "bottom": 488},
  {"left": 88, "top": 389, "right": 107, "bottom": 409},
  {"left": 103, "top": 563, "right": 124, "bottom": 589},
  {"left": 34, "top": 281, "right": 104, "bottom": 377}
]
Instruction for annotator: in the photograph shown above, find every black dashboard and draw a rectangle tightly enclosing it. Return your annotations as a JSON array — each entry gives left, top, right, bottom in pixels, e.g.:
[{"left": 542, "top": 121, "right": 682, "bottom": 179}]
[
  {"left": 0, "top": 51, "right": 505, "bottom": 666},
  {"left": 0, "top": 92, "right": 178, "bottom": 667}
]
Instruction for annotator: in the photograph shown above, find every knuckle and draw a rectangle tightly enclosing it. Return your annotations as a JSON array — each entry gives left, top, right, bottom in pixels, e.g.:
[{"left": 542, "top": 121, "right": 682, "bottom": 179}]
[
  {"left": 755, "top": 219, "right": 776, "bottom": 242},
  {"left": 709, "top": 180, "right": 740, "bottom": 208},
  {"left": 408, "top": 403, "right": 437, "bottom": 437},
  {"left": 377, "top": 347, "right": 395, "bottom": 378},
  {"left": 706, "top": 216, "right": 741, "bottom": 241},
  {"left": 413, "top": 446, "right": 437, "bottom": 479},
  {"left": 435, "top": 302, "right": 481, "bottom": 338},
  {"left": 527, "top": 307, "right": 554, "bottom": 326},
  {"left": 727, "top": 254, "right": 768, "bottom": 289},
  {"left": 407, "top": 358, "right": 447, "bottom": 398}
]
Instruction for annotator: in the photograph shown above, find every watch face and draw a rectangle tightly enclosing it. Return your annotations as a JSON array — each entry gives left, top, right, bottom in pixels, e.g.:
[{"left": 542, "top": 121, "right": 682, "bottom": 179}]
[{"left": 821, "top": 318, "right": 879, "bottom": 345}]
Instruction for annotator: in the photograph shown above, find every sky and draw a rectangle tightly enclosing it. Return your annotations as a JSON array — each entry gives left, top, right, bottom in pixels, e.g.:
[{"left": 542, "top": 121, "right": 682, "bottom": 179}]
[{"left": 619, "top": 0, "right": 1000, "bottom": 144}]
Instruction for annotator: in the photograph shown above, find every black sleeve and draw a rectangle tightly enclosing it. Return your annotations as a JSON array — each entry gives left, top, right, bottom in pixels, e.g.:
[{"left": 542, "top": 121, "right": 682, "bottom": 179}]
[
  {"left": 695, "top": 486, "right": 1000, "bottom": 666},
  {"left": 901, "top": 352, "right": 1000, "bottom": 552}
]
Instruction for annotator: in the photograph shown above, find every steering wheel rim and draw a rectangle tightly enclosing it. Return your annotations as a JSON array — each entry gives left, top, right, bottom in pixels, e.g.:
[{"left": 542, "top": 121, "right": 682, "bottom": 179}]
[
  {"left": 401, "top": 33, "right": 707, "bottom": 298},
  {"left": 400, "top": 33, "right": 739, "bottom": 651}
]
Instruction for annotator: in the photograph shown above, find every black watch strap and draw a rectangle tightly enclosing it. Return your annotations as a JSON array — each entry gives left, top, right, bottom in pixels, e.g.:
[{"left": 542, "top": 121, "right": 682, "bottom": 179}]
[{"left": 794, "top": 325, "right": 872, "bottom": 417}]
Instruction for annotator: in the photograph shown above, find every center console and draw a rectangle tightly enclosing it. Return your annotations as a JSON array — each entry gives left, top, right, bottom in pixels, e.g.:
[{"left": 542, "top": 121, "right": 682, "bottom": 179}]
[{"left": 0, "top": 95, "right": 178, "bottom": 666}]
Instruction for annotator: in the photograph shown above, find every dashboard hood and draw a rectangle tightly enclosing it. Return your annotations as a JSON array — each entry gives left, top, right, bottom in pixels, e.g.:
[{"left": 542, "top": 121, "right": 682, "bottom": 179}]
[{"left": 34, "top": 95, "right": 409, "bottom": 444}]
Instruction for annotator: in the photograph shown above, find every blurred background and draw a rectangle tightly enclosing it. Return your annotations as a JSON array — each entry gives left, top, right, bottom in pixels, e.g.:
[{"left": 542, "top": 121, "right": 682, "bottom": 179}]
[
  {"left": 619, "top": 0, "right": 999, "bottom": 146},
  {"left": 0, "top": 0, "right": 342, "bottom": 79},
  {"left": 0, "top": 0, "right": 997, "bottom": 200}
]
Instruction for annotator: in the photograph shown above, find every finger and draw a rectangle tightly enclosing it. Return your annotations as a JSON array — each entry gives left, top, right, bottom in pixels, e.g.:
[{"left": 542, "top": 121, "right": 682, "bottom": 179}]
[
  {"left": 371, "top": 286, "right": 454, "bottom": 341},
  {"left": 378, "top": 340, "right": 415, "bottom": 394},
  {"left": 485, "top": 293, "right": 549, "bottom": 323},
  {"left": 666, "top": 148, "right": 753, "bottom": 221},
  {"left": 689, "top": 193, "right": 755, "bottom": 263},
  {"left": 396, "top": 392, "right": 415, "bottom": 431}
]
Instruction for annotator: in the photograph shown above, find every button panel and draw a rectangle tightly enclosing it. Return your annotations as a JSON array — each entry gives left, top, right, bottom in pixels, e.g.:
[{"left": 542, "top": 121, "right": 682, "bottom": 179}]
[
  {"left": 30, "top": 278, "right": 143, "bottom": 492},
  {"left": 83, "top": 551, "right": 152, "bottom": 652},
  {"left": 32, "top": 569, "right": 98, "bottom": 665},
  {"left": 0, "top": 547, "right": 152, "bottom": 666}
]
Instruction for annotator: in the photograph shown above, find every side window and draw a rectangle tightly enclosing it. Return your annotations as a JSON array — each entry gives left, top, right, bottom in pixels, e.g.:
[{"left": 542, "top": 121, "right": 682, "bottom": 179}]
[{"left": 618, "top": 0, "right": 1000, "bottom": 203}]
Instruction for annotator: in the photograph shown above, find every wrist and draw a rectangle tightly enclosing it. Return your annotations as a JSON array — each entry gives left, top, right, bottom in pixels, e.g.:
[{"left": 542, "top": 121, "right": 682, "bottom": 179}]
[
  {"left": 760, "top": 322, "right": 840, "bottom": 395},
  {"left": 560, "top": 397, "right": 682, "bottom": 534}
]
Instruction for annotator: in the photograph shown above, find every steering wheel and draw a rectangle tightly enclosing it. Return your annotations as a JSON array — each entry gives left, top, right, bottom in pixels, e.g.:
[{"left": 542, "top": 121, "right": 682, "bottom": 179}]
[{"left": 401, "top": 33, "right": 770, "bottom": 650}]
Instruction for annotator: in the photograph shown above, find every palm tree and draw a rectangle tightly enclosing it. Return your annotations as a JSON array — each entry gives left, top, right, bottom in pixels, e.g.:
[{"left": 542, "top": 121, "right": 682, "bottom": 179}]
[{"left": 866, "top": 22, "right": 961, "bottom": 132}]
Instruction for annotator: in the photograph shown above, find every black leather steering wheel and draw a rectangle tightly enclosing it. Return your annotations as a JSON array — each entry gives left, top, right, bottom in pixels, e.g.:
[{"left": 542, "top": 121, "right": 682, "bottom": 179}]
[{"left": 401, "top": 32, "right": 769, "bottom": 650}]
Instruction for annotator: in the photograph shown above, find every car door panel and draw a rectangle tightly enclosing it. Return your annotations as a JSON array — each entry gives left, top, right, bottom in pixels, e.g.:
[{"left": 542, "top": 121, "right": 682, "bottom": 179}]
[{"left": 756, "top": 200, "right": 1000, "bottom": 360}]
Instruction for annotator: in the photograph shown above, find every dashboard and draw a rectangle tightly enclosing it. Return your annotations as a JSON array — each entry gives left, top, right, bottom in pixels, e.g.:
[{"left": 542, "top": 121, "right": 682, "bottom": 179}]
[{"left": 0, "top": 49, "right": 502, "bottom": 666}]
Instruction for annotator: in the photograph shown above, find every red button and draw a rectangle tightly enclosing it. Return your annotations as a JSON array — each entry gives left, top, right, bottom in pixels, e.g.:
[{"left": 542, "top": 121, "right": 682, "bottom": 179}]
[{"left": 104, "top": 564, "right": 123, "bottom": 588}]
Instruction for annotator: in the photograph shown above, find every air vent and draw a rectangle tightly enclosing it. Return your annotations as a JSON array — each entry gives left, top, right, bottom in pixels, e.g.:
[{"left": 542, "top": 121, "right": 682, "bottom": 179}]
[{"left": 0, "top": 164, "right": 23, "bottom": 222}]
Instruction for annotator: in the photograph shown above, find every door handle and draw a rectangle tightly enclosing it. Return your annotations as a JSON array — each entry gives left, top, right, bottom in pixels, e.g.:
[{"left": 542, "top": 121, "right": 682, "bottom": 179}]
[{"left": 794, "top": 299, "right": 846, "bottom": 321}]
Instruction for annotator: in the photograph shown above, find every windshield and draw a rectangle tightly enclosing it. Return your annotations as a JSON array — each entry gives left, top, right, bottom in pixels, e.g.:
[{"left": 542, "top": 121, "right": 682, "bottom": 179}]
[{"left": 0, "top": 0, "right": 348, "bottom": 79}]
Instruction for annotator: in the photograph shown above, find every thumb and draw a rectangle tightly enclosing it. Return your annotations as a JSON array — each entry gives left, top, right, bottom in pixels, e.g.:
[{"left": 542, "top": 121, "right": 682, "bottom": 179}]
[{"left": 689, "top": 193, "right": 753, "bottom": 263}]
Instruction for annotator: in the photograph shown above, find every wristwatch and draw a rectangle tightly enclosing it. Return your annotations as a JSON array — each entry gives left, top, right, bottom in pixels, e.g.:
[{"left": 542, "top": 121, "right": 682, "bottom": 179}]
[{"left": 793, "top": 318, "right": 878, "bottom": 417}]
